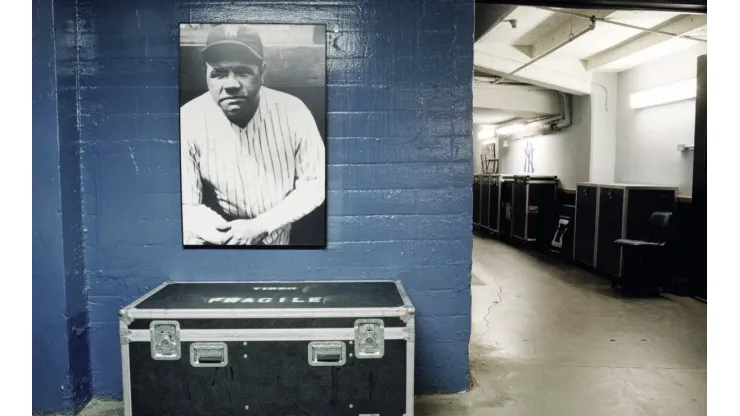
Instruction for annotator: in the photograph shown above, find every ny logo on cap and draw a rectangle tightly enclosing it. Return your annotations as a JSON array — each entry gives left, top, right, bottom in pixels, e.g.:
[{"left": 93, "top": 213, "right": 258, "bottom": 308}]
[{"left": 224, "top": 25, "right": 240, "bottom": 38}]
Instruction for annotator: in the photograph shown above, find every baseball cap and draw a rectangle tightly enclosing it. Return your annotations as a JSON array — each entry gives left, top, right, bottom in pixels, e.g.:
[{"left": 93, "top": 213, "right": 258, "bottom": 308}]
[{"left": 201, "top": 24, "right": 264, "bottom": 63}]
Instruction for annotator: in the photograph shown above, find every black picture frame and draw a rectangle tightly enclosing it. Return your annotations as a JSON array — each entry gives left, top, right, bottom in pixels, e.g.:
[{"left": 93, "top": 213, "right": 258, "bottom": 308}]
[{"left": 178, "top": 23, "right": 328, "bottom": 249}]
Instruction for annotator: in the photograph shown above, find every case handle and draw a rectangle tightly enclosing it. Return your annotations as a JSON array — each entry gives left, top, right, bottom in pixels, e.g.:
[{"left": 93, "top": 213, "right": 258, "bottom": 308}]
[
  {"left": 308, "top": 341, "right": 346, "bottom": 366},
  {"left": 190, "top": 342, "right": 228, "bottom": 367}
]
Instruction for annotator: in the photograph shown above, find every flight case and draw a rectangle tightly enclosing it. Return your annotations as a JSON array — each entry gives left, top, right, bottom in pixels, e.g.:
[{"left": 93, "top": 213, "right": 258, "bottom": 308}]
[
  {"left": 119, "top": 280, "right": 416, "bottom": 416},
  {"left": 511, "top": 175, "right": 558, "bottom": 244}
]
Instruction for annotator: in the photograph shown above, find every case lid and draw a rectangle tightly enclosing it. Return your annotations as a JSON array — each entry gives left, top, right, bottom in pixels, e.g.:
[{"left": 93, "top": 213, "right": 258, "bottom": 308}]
[{"left": 122, "top": 281, "right": 413, "bottom": 319}]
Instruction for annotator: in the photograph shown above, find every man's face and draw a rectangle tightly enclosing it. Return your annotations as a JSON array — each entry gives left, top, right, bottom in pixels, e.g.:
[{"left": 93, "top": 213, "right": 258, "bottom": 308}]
[{"left": 205, "top": 57, "right": 264, "bottom": 120}]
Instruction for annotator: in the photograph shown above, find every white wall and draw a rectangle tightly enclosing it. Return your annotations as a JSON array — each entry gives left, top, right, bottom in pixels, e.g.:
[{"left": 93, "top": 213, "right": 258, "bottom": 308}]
[
  {"left": 473, "top": 124, "right": 498, "bottom": 175},
  {"left": 616, "top": 43, "right": 707, "bottom": 196},
  {"left": 499, "top": 95, "right": 591, "bottom": 189},
  {"left": 589, "top": 72, "right": 618, "bottom": 183},
  {"left": 472, "top": 125, "right": 483, "bottom": 174}
]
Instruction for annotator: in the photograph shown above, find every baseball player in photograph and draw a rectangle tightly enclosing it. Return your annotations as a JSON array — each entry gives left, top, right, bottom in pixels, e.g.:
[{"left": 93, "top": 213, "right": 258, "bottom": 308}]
[{"left": 180, "top": 24, "right": 326, "bottom": 246}]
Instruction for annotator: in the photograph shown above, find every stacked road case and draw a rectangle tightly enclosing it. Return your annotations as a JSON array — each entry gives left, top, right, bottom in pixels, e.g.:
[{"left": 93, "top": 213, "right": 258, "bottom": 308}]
[
  {"left": 473, "top": 174, "right": 514, "bottom": 236},
  {"left": 511, "top": 175, "right": 558, "bottom": 244},
  {"left": 498, "top": 175, "right": 515, "bottom": 238},
  {"left": 480, "top": 174, "right": 493, "bottom": 230},
  {"left": 574, "top": 183, "right": 599, "bottom": 266},
  {"left": 473, "top": 174, "right": 481, "bottom": 228}
]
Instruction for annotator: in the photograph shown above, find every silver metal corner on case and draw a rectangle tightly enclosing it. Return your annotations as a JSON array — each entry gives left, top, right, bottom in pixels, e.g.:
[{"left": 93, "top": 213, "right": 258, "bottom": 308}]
[
  {"left": 119, "top": 310, "right": 134, "bottom": 326},
  {"left": 401, "top": 307, "right": 415, "bottom": 323},
  {"left": 119, "top": 325, "right": 132, "bottom": 345},
  {"left": 119, "top": 328, "right": 131, "bottom": 345},
  {"left": 403, "top": 326, "right": 415, "bottom": 342}
]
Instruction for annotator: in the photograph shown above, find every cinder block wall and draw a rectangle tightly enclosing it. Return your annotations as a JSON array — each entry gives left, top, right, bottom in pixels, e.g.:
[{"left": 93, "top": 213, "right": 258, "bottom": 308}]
[
  {"left": 33, "top": 0, "right": 90, "bottom": 411},
  {"left": 33, "top": 0, "right": 474, "bottom": 410}
]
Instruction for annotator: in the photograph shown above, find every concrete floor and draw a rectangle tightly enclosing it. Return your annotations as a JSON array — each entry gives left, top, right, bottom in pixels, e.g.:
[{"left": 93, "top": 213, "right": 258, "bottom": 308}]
[{"left": 78, "top": 236, "right": 707, "bottom": 416}]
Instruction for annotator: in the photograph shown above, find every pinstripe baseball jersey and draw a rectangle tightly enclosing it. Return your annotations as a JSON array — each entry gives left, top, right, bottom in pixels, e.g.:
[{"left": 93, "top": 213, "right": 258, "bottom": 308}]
[{"left": 180, "top": 86, "right": 325, "bottom": 245}]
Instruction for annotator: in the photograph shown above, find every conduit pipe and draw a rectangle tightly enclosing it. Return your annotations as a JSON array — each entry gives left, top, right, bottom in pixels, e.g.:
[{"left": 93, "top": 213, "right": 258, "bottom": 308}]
[
  {"left": 504, "top": 92, "right": 572, "bottom": 140},
  {"left": 538, "top": 7, "right": 707, "bottom": 43},
  {"left": 553, "top": 92, "right": 572, "bottom": 131},
  {"left": 492, "top": 16, "right": 596, "bottom": 85}
]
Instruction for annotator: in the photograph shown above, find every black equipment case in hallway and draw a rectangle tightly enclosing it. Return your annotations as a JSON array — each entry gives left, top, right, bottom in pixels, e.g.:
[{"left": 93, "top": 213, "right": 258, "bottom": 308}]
[
  {"left": 472, "top": 174, "right": 513, "bottom": 235},
  {"left": 512, "top": 175, "right": 558, "bottom": 243},
  {"left": 473, "top": 174, "right": 481, "bottom": 227},
  {"left": 499, "top": 175, "right": 515, "bottom": 238},
  {"left": 480, "top": 174, "right": 493, "bottom": 230},
  {"left": 119, "top": 281, "right": 416, "bottom": 416},
  {"left": 488, "top": 174, "right": 514, "bottom": 235},
  {"left": 596, "top": 184, "right": 677, "bottom": 280},
  {"left": 574, "top": 183, "right": 677, "bottom": 278},
  {"left": 574, "top": 183, "right": 599, "bottom": 266}
]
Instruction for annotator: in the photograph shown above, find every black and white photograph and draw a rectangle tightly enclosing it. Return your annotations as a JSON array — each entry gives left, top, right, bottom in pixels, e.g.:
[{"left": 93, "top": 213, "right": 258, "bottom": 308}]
[{"left": 179, "top": 23, "right": 327, "bottom": 248}]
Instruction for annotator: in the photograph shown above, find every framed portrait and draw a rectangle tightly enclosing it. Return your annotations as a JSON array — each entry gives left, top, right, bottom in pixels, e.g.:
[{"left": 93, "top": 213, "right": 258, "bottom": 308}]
[{"left": 179, "top": 23, "right": 327, "bottom": 248}]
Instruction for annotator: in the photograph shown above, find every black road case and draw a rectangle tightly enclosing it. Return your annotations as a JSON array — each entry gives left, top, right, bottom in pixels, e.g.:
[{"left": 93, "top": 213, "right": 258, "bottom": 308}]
[
  {"left": 574, "top": 183, "right": 599, "bottom": 266},
  {"left": 596, "top": 184, "right": 677, "bottom": 279},
  {"left": 120, "top": 281, "right": 416, "bottom": 416},
  {"left": 472, "top": 175, "right": 481, "bottom": 227},
  {"left": 511, "top": 175, "right": 558, "bottom": 243},
  {"left": 480, "top": 174, "right": 493, "bottom": 230},
  {"left": 498, "top": 175, "right": 514, "bottom": 238},
  {"left": 487, "top": 174, "right": 513, "bottom": 235}
]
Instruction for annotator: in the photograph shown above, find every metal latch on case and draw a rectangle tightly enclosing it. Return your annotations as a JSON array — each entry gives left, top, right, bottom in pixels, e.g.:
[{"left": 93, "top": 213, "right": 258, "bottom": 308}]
[
  {"left": 354, "top": 319, "right": 385, "bottom": 359},
  {"left": 150, "top": 321, "right": 181, "bottom": 361}
]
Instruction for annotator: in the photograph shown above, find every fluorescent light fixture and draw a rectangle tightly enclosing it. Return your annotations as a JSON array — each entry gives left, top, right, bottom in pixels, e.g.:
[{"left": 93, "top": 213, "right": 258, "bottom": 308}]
[
  {"left": 630, "top": 78, "right": 697, "bottom": 109},
  {"left": 497, "top": 123, "right": 526, "bottom": 136}
]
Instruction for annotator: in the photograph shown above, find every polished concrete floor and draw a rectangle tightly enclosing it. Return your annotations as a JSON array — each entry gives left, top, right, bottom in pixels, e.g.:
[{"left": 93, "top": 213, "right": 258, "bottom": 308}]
[
  {"left": 416, "top": 236, "right": 707, "bottom": 416},
  {"left": 78, "top": 236, "right": 706, "bottom": 416}
]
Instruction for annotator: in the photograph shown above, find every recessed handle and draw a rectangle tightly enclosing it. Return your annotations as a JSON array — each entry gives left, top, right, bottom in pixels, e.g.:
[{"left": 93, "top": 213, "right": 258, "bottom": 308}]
[
  {"left": 308, "top": 341, "right": 346, "bottom": 367},
  {"left": 190, "top": 342, "right": 228, "bottom": 367}
]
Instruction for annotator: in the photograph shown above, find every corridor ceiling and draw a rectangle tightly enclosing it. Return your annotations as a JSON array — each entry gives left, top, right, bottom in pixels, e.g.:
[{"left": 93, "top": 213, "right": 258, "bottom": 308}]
[{"left": 473, "top": 5, "right": 707, "bottom": 95}]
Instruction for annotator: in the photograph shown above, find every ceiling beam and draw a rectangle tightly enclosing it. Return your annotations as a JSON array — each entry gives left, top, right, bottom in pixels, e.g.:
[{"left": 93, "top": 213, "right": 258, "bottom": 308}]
[
  {"left": 530, "top": 10, "right": 618, "bottom": 58},
  {"left": 477, "top": 6, "right": 553, "bottom": 45},
  {"left": 474, "top": 44, "right": 592, "bottom": 95},
  {"left": 583, "top": 14, "right": 707, "bottom": 71},
  {"left": 474, "top": 84, "right": 562, "bottom": 115},
  {"left": 475, "top": 4, "right": 517, "bottom": 42},
  {"left": 475, "top": 1, "right": 706, "bottom": 14}
]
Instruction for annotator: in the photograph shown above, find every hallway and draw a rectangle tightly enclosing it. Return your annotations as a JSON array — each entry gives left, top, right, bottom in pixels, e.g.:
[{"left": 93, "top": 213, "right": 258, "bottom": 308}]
[{"left": 417, "top": 236, "right": 707, "bottom": 415}]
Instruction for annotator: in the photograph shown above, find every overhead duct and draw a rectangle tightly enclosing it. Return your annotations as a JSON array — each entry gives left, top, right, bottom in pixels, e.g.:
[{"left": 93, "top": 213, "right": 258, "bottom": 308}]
[
  {"left": 553, "top": 92, "right": 573, "bottom": 132},
  {"left": 499, "top": 92, "right": 573, "bottom": 141}
]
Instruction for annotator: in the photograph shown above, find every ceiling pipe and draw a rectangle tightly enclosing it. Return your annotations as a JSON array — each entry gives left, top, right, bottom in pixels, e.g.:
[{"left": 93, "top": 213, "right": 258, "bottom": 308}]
[
  {"left": 553, "top": 92, "right": 572, "bottom": 131},
  {"left": 502, "top": 92, "right": 572, "bottom": 140},
  {"left": 538, "top": 7, "right": 707, "bottom": 43},
  {"left": 492, "top": 17, "right": 597, "bottom": 85}
]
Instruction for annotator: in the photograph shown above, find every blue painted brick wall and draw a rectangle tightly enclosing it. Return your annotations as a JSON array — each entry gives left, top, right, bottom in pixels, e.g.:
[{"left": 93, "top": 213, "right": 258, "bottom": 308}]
[
  {"left": 33, "top": 0, "right": 71, "bottom": 411},
  {"left": 75, "top": 0, "right": 473, "bottom": 397},
  {"left": 33, "top": 0, "right": 92, "bottom": 411},
  {"left": 55, "top": 0, "right": 93, "bottom": 405}
]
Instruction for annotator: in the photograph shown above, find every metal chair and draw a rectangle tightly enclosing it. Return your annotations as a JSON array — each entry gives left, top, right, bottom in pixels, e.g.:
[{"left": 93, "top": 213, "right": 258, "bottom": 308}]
[{"left": 613, "top": 211, "right": 673, "bottom": 296}]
